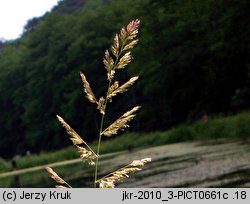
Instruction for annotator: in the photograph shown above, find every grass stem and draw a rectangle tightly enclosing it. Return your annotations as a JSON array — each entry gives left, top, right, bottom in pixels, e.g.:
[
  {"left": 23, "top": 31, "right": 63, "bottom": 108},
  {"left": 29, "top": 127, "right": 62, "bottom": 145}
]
[{"left": 94, "top": 80, "right": 112, "bottom": 187}]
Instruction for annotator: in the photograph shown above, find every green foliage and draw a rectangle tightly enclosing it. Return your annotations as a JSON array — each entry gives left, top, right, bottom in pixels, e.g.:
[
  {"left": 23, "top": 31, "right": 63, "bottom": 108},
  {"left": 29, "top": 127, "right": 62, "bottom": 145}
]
[
  {"left": 0, "top": 158, "right": 11, "bottom": 173},
  {"left": 2, "top": 111, "right": 250, "bottom": 175},
  {"left": 0, "top": 0, "right": 250, "bottom": 158},
  {"left": 16, "top": 147, "right": 78, "bottom": 170}
]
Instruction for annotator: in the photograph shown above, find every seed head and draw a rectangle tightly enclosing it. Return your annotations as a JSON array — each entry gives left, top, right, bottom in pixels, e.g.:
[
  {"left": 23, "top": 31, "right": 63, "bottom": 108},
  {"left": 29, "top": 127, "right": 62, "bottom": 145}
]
[{"left": 80, "top": 72, "right": 97, "bottom": 104}]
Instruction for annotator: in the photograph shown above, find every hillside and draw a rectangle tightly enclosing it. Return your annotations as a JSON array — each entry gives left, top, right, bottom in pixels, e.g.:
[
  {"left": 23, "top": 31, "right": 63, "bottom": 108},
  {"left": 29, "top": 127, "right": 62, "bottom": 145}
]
[{"left": 0, "top": 0, "right": 249, "bottom": 158}]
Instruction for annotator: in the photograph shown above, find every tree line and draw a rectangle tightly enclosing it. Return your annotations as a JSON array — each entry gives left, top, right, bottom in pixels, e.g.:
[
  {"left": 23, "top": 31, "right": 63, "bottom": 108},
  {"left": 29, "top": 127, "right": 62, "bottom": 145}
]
[{"left": 0, "top": 0, "right": 249, "bottom": 158}]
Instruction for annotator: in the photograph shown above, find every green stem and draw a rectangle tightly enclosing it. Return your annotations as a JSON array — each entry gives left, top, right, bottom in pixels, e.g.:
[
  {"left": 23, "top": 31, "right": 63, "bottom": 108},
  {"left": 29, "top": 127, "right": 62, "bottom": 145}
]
[
  {"left": 85, "top": 142, "right": 98, "bottom": 157},
  {"left": 94, "top": 80, "right": 111, "bottom": 188},
  {"left": 94, "top": 39, "right": 127, "bottom": 187}
]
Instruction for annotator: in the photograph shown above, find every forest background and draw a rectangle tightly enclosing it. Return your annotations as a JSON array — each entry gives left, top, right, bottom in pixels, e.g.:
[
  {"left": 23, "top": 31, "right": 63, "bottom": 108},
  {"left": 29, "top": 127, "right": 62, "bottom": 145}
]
[{"left": 0, "top": 0, "right": 249, "bottom": 159}]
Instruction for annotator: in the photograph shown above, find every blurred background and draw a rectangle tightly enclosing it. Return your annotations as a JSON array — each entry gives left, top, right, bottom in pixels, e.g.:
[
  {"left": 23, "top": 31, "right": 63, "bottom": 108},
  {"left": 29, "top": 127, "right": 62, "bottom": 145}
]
[{"left": 0, "top": 0, "right": 250, "bottom": 187}]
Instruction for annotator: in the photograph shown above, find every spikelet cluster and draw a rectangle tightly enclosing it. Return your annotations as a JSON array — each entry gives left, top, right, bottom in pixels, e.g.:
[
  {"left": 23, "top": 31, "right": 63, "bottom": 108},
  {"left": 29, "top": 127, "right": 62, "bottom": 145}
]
[
  {"left": 97, "top": 97, "right": 105, "bottom": 114},
  {"left": 104, "top": 19, "right": 140, "bottom": 81},
  {"left": 107, "top": 77, "right": 139, "bottom": 100},
  {"left": 77, "top": 20, "right": 140, "bottom": 116},
  {"left": 46, "top": 167, "right": 71, "bottom": 188},
  {"left": 101, "top": 106, "right": 140, "bottom": 137},
  {"left": 80, "top": 72, "right": 97, "bottom": 103},
  {"left": 97, "top": 158, "right": 151, "bottom": 188},
  {"left": 76, "top": 145, "right": 96, "bottom": 166},
  {"left": 56, "top": 115, "right": 97, "bottom": 165},
  {"left": 56, "top": 115, "right": 85, "bottom": 145}
]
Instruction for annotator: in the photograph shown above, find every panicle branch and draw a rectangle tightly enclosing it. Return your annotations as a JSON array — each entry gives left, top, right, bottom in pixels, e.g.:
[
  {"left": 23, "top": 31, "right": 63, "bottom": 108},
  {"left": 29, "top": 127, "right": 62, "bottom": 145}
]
[
  {"left": 45, "top": 167, "right": 72, "bottom": 188},
  {"left": 80, "top": 72, "right": 97, "bottom": 104},
  {"left": 107, "top": 76, "right": 139, "bottom": 100},
  {"left": 101, "top": 106, "right": 140, "bottom": 137},
  {"left": 97, "top": 158, "right": 151, "bottom": 188},
  {"left": 56, "top": 115, "right": 97, "bottom": 165},
  {"left": 116, "top": 51, "right": 132, "bottom": 69},
  {"left": 56, "top": 115, "right": 85, "bottom": 145}
]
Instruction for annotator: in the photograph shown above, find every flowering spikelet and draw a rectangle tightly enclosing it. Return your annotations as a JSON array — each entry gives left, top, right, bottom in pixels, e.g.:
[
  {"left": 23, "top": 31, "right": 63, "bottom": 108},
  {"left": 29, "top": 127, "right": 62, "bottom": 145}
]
[
  {"left": 56, "top": 115, "right": 85, "bottom": 145},
  {"left": 101, "top": 106, "right": 140, "bottom": 137},
  {"left": 111, "top": 34, "right": 119, "bottom": 58},
  {"left": 99, "top": 180, "right": 115, "bottom": 188},
  {"left": 103, "top": 50, "right": 115, "bottom": 81},
  {"left": 97, "top": 97, "right": 105, "bottom": 115},
  {"left": 97, "top": 157, "right": 151, "bottom": 188},
  {"left": 126, "top": 19, "right": 140, "bottom": 40},
  {"left": 108, "top": 81, "right": 119, "bottom": 96},
  {"left": 56, "top": 115, "right": 97, "bottom": 165},
  {"left": 98, "top": 168, "right": 141, "bottom": 188},
  {"left": 80, "top": 72, "right": 97, "bottom": 103},
  {"left": 76, "top": 145, "right": 96, "bottom": 166},
  {"left": 108, "top": 76, "right": 139, "bottom": 100},
  {"left": 130, "top": 158, "right": 152, "bottom": 166},
  {"left": 45, "top": 167, "right": 71, "bottom": 188},
  {"left": 123, "top": 39, "right": 139, "bottom": 51},
  {"left": 117, "top": 51, "right": 132, "bottom": 69},
  {"left": 119, "top": 20, "right": 140, "bottom": 43}
]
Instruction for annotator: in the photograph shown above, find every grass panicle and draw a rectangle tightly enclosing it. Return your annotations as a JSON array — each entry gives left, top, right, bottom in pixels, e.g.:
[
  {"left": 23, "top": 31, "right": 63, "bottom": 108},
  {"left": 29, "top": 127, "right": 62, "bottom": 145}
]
[
  {"left": 97, "top": 158, "right": 151, "bottom": 188},
  {"left": 46, "top": 19, "right": 151, "bottom": 188}
]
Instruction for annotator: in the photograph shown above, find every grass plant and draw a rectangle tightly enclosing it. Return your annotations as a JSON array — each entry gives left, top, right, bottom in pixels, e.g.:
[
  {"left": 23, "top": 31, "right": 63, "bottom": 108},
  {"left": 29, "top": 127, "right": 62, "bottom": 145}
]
[{"left": 46, "top": 20, "right": 151, "bottom": 188}]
